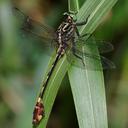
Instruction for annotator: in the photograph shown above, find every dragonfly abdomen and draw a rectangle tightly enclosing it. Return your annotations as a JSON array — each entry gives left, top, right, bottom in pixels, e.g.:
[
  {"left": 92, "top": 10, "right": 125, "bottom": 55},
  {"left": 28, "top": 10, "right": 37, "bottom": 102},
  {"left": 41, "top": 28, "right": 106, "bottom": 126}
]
[{"left": 32, "top": 45, "right": 66, "bottom": 126}]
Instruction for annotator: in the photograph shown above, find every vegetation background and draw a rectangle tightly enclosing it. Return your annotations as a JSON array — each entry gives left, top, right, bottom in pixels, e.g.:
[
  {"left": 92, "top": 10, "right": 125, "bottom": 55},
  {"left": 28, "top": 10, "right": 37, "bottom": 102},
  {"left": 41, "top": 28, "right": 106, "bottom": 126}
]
[{"left": 0, "top": 0, "right": 128, "bottom": 128}]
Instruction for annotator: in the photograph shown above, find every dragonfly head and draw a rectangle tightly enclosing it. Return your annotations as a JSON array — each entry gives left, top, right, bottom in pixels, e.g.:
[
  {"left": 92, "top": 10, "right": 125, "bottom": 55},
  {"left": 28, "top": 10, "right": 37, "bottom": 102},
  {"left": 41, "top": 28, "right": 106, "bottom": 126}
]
[
  {"left": 63, "top": 12, "right": 77, "bottom": 23},
  {"left": 67, "top": 15, "right": 73, "bottom": 23}
]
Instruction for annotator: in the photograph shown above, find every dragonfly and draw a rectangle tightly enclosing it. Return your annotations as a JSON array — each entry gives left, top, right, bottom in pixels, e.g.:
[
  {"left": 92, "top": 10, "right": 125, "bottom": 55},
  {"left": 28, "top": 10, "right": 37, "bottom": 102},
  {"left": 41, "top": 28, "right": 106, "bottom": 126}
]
[{"left": 13, "top": 7, "right": 115, "bottom": 126}]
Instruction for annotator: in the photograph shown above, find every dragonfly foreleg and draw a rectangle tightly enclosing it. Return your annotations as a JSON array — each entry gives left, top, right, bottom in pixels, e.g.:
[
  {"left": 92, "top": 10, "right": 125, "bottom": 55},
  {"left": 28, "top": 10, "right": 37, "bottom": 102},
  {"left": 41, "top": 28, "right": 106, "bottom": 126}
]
[
  {"left": 75, "top": 28, "right": 91, "bottom": 41},
  {"left": 75, "top": 15, "right": 90, "bottom": 26},
  {"left": 75, "top": 27, "right": 80, "bottom": 37},
  {"left": 72, "top": 37, "right": 85, "bottom": 66},
  {"left": 72, "top": 48, "right": 85, "bottom": 67},
  {"left": 79, "top": 33, "right": 93, "bottom": 42}
]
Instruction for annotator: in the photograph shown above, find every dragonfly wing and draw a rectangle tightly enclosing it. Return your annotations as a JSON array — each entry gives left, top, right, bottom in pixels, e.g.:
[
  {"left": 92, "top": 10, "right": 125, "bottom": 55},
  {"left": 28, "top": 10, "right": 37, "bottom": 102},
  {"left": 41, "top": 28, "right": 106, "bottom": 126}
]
[
  {"left": 82, "top": 52, "right": 115, "bottom": 70},
  {"left": 75, "top": 36, "right": 114, "bottom": 53},
  {"left": 13, "top": 7, "right": 57, "bottom": 55},
  {"left": 67, "top": 45, "right": 115, "bottom": 70},
  {"left": 13, "top": 7, "right": 55, "bottom": 42},
  {"left": 13, "top": 7, "right": 58, "bottom": 52}
]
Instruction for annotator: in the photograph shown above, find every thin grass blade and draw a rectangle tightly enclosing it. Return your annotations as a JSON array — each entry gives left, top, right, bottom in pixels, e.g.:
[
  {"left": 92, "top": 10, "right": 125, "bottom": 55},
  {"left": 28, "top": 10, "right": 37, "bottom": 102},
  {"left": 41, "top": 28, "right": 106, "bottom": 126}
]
[
  {"left": 37, "top": 53, "right": 70, "bottom": 128},
  {"left": 68, "top": 0, "right": 79, "bottom": 13},
  {"left": 68, "top": 0, "right": 118, "bottom": 128}
]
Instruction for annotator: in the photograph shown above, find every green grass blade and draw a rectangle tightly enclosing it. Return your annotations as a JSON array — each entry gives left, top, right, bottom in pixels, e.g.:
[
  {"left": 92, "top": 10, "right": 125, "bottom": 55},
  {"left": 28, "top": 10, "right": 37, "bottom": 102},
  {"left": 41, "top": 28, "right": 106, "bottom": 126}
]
[
  {"left": 68, "top": 0, "right": 118, "bottom": 128},
  {"left": 37, "top": 0, "right": 118, "bottom": 127},
  {"left": 68, "top": 0, "right": 79, "bottom": 12},
  {"left": 37, "top": 1, "right": 80, "bottom": 128},
  {"left": 78, "top": 0, "right": 118, "bottom": 34},
  {"left": 37, "top": 53, "right": 70, "bottom": 128}
]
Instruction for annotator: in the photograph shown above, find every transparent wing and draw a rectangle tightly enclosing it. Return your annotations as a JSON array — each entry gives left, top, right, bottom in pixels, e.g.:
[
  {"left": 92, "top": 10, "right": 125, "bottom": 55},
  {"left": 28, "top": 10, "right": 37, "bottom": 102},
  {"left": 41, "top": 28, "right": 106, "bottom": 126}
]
[
  {"left": 67, "top": 40, "right": 115, "bottom": 70},
  {"left": 75, "top": 36, "right": 114, "bottom": 53},
  {"left": 13, "top": 7, "right": 58, "bottom": 54},
  {"left": 13, "top": 7, "right": 55, "bottom": 43}
]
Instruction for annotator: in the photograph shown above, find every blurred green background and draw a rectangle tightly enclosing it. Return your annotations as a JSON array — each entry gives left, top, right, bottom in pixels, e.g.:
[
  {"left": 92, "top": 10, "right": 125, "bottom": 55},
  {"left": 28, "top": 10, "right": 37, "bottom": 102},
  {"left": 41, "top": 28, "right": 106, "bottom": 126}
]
[{"left": 0, "top": 0, "right": 128, "bottom": 128}]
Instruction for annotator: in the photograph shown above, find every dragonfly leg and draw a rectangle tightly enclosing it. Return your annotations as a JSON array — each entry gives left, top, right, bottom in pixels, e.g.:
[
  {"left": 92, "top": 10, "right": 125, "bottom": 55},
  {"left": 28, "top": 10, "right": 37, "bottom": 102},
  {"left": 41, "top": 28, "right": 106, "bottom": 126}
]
[
  {"left": 72, "top": 49, "right": 85, "bottom": 66},
  {"left": 75, "top": 15, "right": 90, "bottom": 26},
  {"left": 75, "top": 24, "right": 91, "bottom": 39},
  {"left": 72, "top": 37, "right": 85, "bottom": 66},
  {"left": 76, "top": 27, "right": 80, "bottom": 37},
  {"left": 75, "top": 28, "right": 92, "bottom": 41},
  {"left": 79, "top": 33, "right": 93, "bottom": 42},
  {"left": 80, "top": 33, "right": 91, "bottom": 38}
]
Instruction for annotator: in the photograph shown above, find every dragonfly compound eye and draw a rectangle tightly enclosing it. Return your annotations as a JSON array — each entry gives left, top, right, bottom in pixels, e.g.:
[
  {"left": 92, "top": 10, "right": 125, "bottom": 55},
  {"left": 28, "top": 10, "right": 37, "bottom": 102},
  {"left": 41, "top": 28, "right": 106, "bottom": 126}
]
[{"left": 67, "top": 16, "right": 73, "bottom": 22}]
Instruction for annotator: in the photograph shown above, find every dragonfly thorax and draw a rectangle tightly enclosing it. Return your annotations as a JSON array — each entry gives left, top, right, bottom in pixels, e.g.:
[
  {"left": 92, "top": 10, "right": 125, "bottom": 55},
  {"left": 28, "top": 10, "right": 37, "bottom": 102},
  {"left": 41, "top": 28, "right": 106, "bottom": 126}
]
[{"left": 56, "top": 15, "right": 75, "bottom": 44}]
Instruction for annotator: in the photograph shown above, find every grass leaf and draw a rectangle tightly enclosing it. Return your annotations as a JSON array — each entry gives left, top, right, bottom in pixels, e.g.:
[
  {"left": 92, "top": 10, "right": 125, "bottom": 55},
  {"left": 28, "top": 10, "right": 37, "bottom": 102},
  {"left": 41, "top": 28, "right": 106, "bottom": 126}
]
[
  {"left": 37, "top": 0, "right": 118, "bottom": 128},
  {"left": 68, "top": 0, "right": 118, "bottom": 128},
  {"left": 38, "top": 53, "right": 70, "bottom": 128},
  {"left": 68, "top": 0, "right": 79, "bottom": 12}
]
